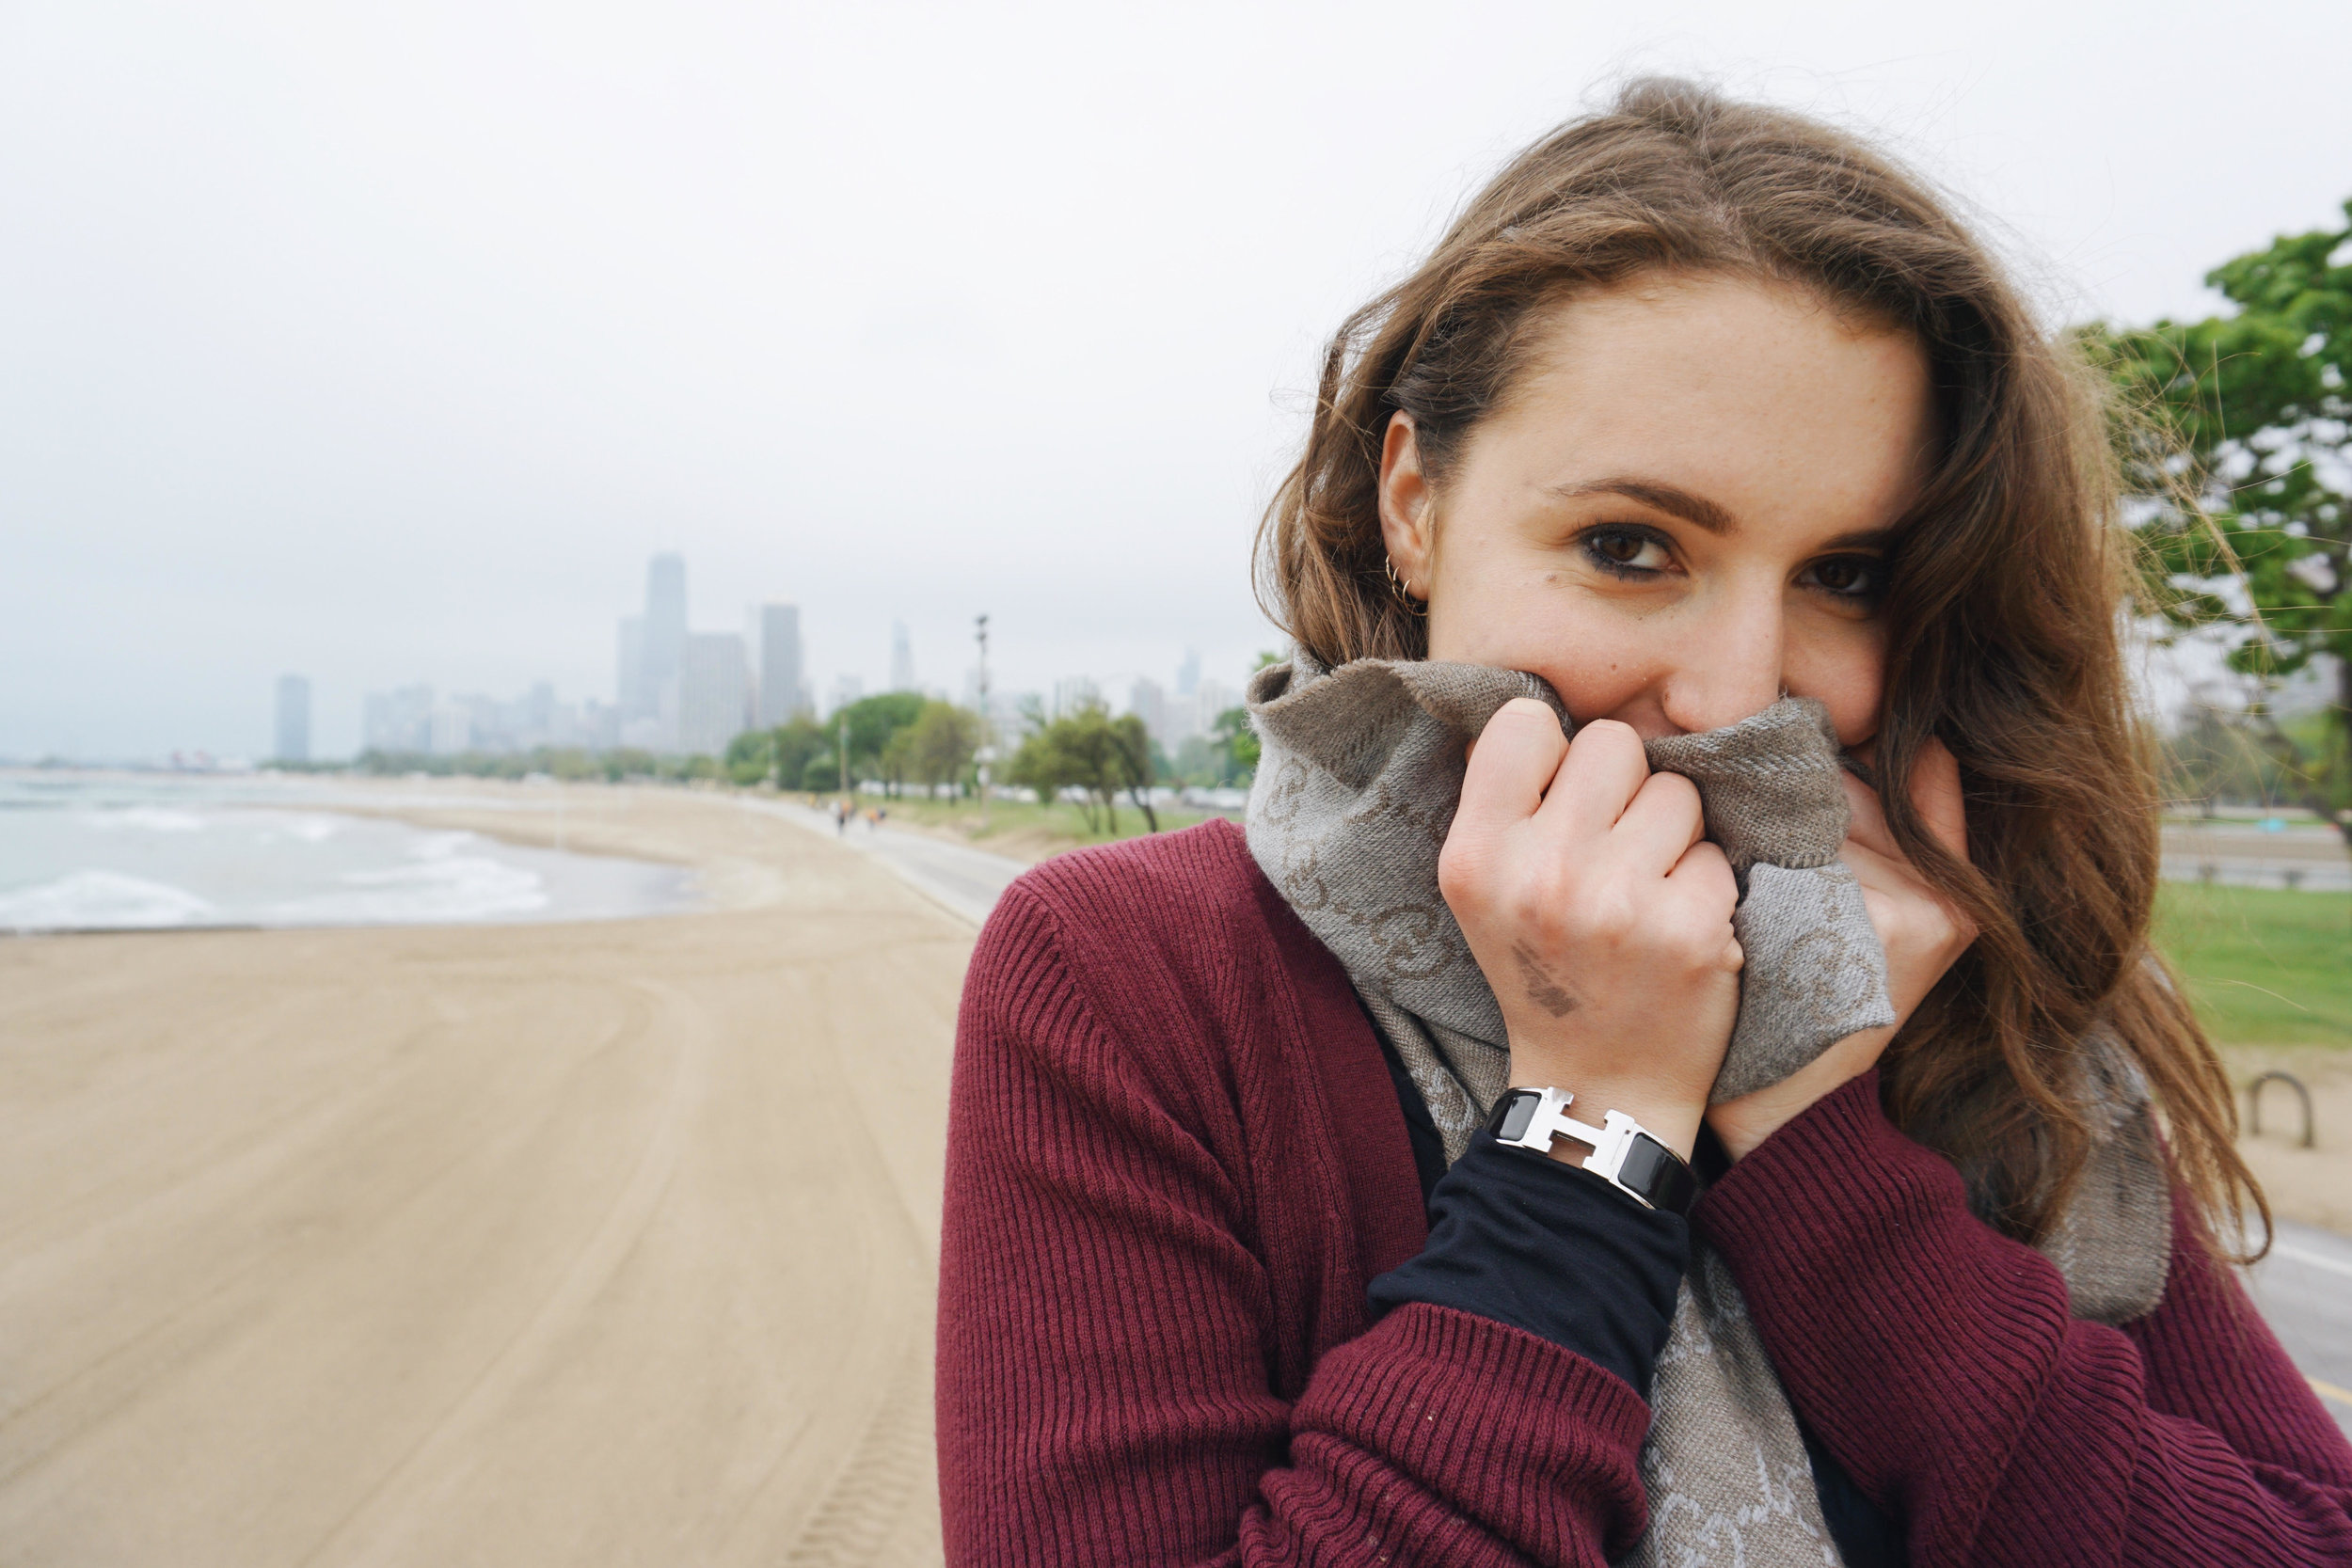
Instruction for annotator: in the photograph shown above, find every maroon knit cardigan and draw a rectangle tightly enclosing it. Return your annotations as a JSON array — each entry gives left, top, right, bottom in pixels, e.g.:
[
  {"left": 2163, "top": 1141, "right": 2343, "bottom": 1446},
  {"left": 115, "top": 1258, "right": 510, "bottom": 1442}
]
[{"left": 935, "top": 820, "right": 2352, "bottom": 1566}]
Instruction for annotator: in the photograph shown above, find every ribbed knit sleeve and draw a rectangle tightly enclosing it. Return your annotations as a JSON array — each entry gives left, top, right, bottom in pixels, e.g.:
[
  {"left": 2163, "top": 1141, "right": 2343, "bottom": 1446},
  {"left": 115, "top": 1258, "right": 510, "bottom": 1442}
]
[
  {"left": 936, "top": 879, "right": 1655, "bottom": 1566},
  {"left": 1697, "top": 1070, "right": 2352, "bottom": 1568}
]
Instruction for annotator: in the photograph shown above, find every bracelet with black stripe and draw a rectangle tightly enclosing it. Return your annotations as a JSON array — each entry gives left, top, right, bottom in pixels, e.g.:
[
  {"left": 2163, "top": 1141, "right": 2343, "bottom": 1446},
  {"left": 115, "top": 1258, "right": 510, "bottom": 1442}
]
[{"left": 1486, "top": 1086, "right": 1699, "bottom": 1217}]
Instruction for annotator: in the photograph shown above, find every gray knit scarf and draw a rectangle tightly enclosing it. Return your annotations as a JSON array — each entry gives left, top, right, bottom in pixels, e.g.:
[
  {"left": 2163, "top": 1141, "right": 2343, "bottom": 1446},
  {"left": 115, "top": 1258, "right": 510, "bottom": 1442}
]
[{"left": 1244, "top": 656, "right": 2173, "bottom": 1568}]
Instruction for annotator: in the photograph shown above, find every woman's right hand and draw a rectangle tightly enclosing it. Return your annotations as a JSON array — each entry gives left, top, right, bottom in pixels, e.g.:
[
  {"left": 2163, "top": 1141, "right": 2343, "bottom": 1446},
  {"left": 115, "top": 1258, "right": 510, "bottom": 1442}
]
[{"left": 1437, "top": 700, "right": 1742, "bottom": 1162}]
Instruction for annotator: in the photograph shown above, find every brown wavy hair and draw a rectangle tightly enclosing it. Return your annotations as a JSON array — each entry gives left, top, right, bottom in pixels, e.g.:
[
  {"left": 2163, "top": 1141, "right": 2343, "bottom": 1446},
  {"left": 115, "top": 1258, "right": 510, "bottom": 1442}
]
[{"left": 1255, "top": 78, "right": 2264, "bottom": 1257}]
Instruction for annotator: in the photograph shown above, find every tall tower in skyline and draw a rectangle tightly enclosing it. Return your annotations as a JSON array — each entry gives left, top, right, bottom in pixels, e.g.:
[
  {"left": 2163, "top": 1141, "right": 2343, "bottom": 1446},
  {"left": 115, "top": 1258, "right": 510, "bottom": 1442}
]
[
  {"left": 889, "top": 620, "right": 915, "bottom": 692},
  {"left": 758, "top": 603, "right": 806, "bottom": 725},
  {"left": 274, "top": 674, "right": 311, "bottom": 763},
  {"left": 616, "top": 617, "right": 644, "bottom": 714},
  {"left": 642, "top": 553, "right": 687, "bottom": 713},
  {"left": 677, "top": 633, "right": 748, "bottom": 757}
]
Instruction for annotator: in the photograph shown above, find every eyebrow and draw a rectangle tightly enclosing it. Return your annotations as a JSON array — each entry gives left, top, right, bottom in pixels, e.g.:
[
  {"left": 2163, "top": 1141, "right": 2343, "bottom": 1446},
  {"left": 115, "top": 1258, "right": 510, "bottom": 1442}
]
[
  {"left": 1550, "top": 477, "right": 1740, "bottom": 536},
  {"left": 1818, "top": 527, "right": 1896, "bottom": 551}
]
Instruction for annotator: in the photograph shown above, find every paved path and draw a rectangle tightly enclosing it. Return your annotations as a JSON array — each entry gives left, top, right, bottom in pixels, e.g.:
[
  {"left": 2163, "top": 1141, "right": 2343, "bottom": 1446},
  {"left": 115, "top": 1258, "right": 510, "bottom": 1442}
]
[
  {"left": 2162, "top": 822, "right": 2352, "bottom": 894},
  {"left": 2252, "top": 1220, "right": 2352, "bottom": 1440},
  {"left": 740, "top": 800, "right": 1027, "bottom": 927},
  {"left": 755, "top": 798, "right": 2352, "bottom": 1440}
]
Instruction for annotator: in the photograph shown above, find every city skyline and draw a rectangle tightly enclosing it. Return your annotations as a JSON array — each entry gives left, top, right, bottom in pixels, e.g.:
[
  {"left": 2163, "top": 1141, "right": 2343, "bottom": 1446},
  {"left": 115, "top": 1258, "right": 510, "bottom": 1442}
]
[
  {"left": 327, "top": 550, "right": 1259, "bottom": 766},
  {"left": 11, "top": 7, "right": 2349, "bottom": 764}
]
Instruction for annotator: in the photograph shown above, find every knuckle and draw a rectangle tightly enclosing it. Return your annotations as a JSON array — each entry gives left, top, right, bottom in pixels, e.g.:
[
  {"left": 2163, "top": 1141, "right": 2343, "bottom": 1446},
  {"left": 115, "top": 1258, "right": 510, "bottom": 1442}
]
[
  {"left": 1572, "top": 718, "right": 1646, "bottom": 769},
  {"left": 1643, "top": 770, "right": 1701, "bottom": 811},
  {"left": 1486, "top": 698, "right": 1565, "bottom": 751},
  {"left": 1579, "top": 717, "right": 1639, "bottom": 745},
  {"left": 1583, "top": 888, "right": 1640, "bottom": 944}
]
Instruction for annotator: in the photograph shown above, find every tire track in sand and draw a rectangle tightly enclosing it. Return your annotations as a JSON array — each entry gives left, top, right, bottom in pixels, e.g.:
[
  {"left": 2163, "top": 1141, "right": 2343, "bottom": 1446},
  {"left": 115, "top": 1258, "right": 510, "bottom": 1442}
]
[{"left": 293, "top": 976, "right": 708, "bottom": 1568}]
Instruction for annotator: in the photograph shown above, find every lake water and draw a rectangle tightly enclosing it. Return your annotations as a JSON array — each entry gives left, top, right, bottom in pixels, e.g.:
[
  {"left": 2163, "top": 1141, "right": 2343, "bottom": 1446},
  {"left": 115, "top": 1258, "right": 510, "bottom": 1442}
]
[{"left": 0, "top": 771, "right": 696, "bottom": 933}]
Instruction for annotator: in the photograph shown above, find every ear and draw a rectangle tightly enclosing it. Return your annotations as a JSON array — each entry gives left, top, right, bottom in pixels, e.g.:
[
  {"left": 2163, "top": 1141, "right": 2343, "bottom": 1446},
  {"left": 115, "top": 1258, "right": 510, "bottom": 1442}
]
[{"left": 1376, "top": 413, "right": 1436, "bottom": 597}]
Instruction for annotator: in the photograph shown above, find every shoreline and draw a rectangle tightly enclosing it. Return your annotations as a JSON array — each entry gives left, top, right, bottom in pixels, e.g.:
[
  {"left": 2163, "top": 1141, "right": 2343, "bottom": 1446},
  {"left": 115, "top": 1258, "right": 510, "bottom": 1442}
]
[{"left": 0, "top": 782, "right": 964, "bottom": 1565}]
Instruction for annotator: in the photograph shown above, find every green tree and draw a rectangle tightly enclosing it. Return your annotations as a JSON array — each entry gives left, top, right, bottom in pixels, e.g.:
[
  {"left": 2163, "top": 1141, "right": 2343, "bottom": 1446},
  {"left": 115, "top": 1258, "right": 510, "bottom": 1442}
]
[
  {"left": 1212, "top": 705, "right": 1259, "bottom": 783},
  {"left": 723, "top": 728, "right": 772, "bottom": 786},
  {"left": 835, "top": 692, "right": 928, "bottom": 794},
  {"left": 766, "top": 717, "right": 830, "bottom": 789},
  {"left": 2092, "top": 198, "right": 2352, "bottom": 843},
  {"left": 903, "top": 701, "right": 984, "bottom": 795},
  {"left": 799, "top": 750, "right": 841, "bottom": 793},
  {"left": 600, "top": 748, "right": 659, "bottom": 782},
  {"left": 1006, "top": 701, "right": 1160, "bottom": 833}
]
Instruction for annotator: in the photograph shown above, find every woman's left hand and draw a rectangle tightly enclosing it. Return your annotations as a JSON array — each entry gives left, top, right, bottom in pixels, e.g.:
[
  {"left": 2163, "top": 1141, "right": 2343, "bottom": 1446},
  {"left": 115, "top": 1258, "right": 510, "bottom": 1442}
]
[{"left": 1707, "top": 736, "right": 1979, "bottom": 1160}]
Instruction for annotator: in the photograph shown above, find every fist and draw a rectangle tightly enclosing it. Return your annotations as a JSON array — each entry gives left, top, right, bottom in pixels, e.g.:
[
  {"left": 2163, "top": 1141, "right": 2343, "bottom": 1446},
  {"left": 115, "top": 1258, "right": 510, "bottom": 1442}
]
[{"left": 1438, "top": 701, "right": 1741, "bottom": 1161}]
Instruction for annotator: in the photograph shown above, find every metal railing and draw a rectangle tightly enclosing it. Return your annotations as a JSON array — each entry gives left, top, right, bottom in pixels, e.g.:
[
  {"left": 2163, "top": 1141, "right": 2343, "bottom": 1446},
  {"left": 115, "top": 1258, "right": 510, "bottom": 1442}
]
[{"left": 2248, "top": 1070, "right": 2315, "bottom": 1150}]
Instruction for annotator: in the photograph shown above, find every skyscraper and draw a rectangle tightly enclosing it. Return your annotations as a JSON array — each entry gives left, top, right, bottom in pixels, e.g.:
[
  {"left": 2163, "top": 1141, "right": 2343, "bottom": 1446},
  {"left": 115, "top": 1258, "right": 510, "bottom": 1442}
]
[
  {"left": 758, "top": 603, "right": 806, "bottom": 725},
  {"left": 677, "top": 633, "right": 749, "bottom": 756},
  {"left": 1129, "top": 677, "right": 1169, "bottom": 750},
  {"left": 363, "top": 684, "right": 434, "bottom": 752},
  {"left": 889, "top": 620, "right": 915, "bottom": 691},
  {"left": 617, "top": 617, "right": 644, "bottom": 716},
  {"left": 641, "top": 552, "right": 687, "bottom": 719},
  {"left": 274, "top": 674, "right": 311, "bottom": 763}
]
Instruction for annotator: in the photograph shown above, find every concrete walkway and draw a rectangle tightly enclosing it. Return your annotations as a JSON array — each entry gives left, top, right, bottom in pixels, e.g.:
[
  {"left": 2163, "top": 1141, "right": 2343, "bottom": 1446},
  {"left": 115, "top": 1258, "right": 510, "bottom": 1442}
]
[
  {"left": 2253, "top": 1220, "right": 2352, "bottom": 1440},
  {"left": 739, "top": 798, "right": 1026, "bottom": 927}
]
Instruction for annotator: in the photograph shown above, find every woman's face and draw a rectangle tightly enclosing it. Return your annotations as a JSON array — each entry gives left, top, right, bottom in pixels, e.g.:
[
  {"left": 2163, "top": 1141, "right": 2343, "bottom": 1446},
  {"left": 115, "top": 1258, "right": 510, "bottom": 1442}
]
[{"left": 1379, "top": 272, "right": 1939, "bottom": 748}]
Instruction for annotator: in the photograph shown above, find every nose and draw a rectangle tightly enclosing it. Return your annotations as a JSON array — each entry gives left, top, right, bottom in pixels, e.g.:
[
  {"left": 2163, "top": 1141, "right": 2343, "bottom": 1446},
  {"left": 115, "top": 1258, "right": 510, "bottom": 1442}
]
[{"left": 1657, "top": 581, "right": 1785, "bottom": 735}]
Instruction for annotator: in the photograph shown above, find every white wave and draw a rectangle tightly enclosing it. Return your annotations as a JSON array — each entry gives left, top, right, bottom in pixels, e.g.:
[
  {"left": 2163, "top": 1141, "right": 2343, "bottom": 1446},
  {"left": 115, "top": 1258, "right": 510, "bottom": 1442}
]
[
  {"left": 0, "top": 870, "right": 219, "bottom": 931},
  {"left": 278, "top": 816, "right": 343, "bottom": 843},
  {"left": 81, "top": 807, "right": 207, "bottom": 833},
  {"left": 265, "top": 833, "right": 548, "bottom": 925}
]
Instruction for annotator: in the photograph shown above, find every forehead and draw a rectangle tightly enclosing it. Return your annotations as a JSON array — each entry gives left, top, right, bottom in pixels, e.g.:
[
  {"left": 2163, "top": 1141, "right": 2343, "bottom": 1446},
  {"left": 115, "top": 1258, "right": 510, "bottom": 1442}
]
[{"left": 1475, "top": 273, "right": 1939, "bottom": 539}]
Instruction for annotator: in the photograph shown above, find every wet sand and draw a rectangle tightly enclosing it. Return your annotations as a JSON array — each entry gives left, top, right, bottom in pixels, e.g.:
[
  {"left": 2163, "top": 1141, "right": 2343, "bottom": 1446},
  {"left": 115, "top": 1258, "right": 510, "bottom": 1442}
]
[{"left": 0, "top": 783, "right": 963, "bottom": 1567}]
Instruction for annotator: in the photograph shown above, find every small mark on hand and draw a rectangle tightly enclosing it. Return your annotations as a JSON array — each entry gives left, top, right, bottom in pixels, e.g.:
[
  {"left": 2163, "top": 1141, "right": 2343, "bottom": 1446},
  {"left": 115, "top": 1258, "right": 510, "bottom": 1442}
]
[{"left": 1512, "top": 942, "right": 1580, "bottom": 1018}]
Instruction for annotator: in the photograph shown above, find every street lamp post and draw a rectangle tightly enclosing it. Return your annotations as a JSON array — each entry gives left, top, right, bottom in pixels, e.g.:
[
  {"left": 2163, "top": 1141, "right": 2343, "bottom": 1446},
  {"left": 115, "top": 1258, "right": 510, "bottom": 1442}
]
[{"left": 975, "top": 613, "right": 993, "bottom": 830}]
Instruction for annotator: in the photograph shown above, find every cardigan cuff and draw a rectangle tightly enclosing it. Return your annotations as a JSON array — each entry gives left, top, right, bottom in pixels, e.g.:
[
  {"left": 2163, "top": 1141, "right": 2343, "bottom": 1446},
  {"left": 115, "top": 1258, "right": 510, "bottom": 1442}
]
[
  {"left": 1368, "top": 1137, "right": 1689, "bottom": 1395},
  {"left": 1301, "top": 1300, "right": 1656, "bottom": 1561},
  {"left": 1696, "top": 1069, "right": 1935, "bottom": 1243}
]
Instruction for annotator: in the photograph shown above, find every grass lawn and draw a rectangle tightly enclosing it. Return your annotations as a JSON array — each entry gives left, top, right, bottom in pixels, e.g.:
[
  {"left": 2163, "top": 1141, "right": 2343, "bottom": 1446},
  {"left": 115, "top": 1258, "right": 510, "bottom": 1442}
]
[{"left": 2153, "top": 882, "right": 2352, "bottom": 1048}]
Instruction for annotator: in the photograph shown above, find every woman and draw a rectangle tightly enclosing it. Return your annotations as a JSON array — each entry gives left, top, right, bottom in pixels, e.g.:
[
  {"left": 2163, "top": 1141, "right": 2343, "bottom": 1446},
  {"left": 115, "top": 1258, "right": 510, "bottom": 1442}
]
[{"left": 936, "top": 81, "right": 2352, "bottom": 1565}]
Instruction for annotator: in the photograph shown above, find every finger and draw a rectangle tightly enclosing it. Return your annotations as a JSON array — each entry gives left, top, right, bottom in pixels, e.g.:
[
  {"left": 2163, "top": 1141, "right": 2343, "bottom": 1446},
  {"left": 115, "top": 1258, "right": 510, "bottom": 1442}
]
[
  {"left": 1664, "top": 841, "right": 1743, "bottom": 967},
  {"left": 1665, "top": 838, "right": 1740, "bottom": 920},
  {"left": 1613, "top": 768, "right": 1708, "bottom": 877},
  {"left": 1534, "top": 717, "right": 1651, "bottom": 838},
  {"left": 1909, "top": 737, "right": 1969, "bottom": 862},
  {"left": 1456, "top": 698, "right": 1569, "bottom": 833}
]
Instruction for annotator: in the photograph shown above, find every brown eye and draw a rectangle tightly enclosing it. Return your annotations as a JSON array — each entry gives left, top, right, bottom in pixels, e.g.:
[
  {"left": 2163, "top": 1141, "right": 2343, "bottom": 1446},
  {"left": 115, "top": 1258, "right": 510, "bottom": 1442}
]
[
  {"left": 1579, "top": 526, "right": 1674, "bottom": 577},
  {"left": 1802, "top": 556, "right": 1883, "bottom": 599}
]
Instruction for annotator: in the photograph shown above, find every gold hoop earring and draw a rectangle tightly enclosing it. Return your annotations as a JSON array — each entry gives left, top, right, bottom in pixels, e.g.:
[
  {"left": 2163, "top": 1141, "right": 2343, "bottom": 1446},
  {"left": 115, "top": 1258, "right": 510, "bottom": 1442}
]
[{"left": 1384, "top": 555, "right": 1429, "bottom": 618}]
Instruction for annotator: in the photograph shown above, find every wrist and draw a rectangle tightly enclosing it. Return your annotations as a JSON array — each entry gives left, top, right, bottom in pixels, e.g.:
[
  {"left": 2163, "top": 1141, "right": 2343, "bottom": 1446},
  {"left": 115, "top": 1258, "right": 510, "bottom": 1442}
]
[
  {"left": 1705, "top": 1022, "right": 1895, "bottom": 1162},
  {"left": 1486, "top": 1085, "right": 1702, "bottom": 1217},
  {"left": 1504, "top": 1069, "right": 1702, "bottom": 1164}
]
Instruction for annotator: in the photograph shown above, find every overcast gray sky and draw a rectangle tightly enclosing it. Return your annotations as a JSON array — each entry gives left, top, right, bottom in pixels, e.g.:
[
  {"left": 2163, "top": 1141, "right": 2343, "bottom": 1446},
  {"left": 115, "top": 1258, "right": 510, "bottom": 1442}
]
[{"left": 5, "top": 0, "right": 2347, "bottom": 760}]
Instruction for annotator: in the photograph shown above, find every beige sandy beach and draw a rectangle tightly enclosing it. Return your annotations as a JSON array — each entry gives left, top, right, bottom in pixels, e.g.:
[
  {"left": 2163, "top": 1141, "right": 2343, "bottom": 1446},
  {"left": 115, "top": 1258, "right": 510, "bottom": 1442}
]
[
  {"left": 5, "top": 780, "right": 2344, "bottom": 1568},
  {"left": 0, "top": 783, "right": 965, "bottom": 1568}
]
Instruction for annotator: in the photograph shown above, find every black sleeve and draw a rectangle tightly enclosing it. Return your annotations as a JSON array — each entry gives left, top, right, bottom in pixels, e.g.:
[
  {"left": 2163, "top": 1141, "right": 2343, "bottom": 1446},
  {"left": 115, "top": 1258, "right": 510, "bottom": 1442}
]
[{"left": 1367, "top": 1136, "right": 1689, "bottom": 1394}]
